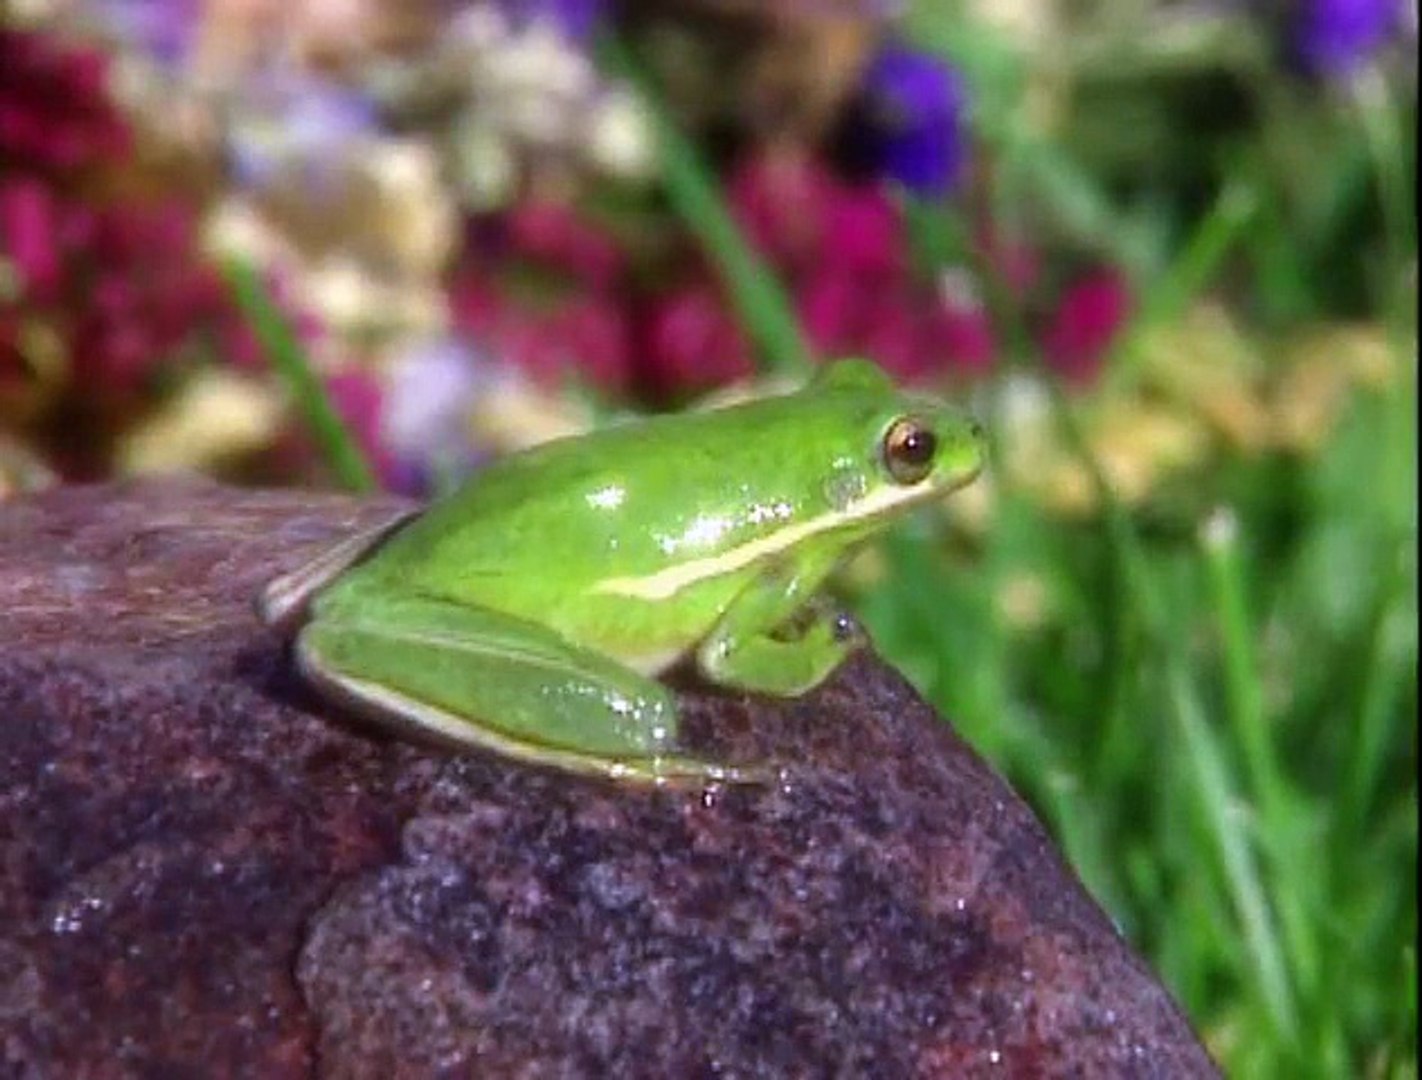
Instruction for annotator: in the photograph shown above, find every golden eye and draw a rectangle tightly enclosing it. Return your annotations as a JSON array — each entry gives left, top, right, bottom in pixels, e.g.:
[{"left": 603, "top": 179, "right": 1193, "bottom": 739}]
[{"left": 882, "top": 417, "right": 936, "bottom": 485}]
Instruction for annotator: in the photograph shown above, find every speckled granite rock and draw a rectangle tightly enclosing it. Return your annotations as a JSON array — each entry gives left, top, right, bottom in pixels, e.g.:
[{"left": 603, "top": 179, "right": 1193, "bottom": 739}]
[{"left": 0, "top": 480, "right": 1219, "bottom": 1078}]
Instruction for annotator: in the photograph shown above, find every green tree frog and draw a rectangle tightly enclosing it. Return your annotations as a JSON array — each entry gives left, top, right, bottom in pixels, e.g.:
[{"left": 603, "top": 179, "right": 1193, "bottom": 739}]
[{"left": 259, "top": 359, "right": 986, "bottom": 785}]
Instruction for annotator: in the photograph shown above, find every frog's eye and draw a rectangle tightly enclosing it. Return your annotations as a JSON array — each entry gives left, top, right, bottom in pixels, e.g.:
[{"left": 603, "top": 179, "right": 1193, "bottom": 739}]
[{"left": 882, "top": 416, "right": 937, "bottom": 485}]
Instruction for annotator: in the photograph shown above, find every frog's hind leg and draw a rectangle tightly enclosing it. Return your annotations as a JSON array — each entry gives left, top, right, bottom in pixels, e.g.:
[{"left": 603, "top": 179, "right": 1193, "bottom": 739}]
[{"left": 296, "top": 593, "right": 759, "bottom": 786}]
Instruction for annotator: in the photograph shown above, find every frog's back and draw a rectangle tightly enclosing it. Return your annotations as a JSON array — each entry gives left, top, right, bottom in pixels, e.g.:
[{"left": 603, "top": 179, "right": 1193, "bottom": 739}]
[
  {"left": 364, "top": 377, "right": 894, "bottom": 599},
  {"left": 379, "top": 405, "right": 818, "bottom": 589}
]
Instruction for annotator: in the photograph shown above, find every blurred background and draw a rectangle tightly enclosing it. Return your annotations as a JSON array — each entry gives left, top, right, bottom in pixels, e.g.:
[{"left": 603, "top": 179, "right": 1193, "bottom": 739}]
[{"left": 1, "top": 0, "right": 1416, "bottom": 1073}]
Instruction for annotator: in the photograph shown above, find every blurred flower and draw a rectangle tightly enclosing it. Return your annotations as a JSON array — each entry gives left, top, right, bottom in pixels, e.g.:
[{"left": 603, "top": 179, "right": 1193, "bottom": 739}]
[
  {"left": 495, "top": 0, "right": 608, "bottom": 40},
  {"left": 325, "top": 367, "right": 399, "bottom": 487},
  {"left": 729, "top": 147, "right": 835, "bottom": 273},
  {"left": 442, "top": 4, "right": 654, "bottom": 208},
  {"left": 826, "top": 183, "right": 906, "bottom": 280},
  {"left": 643, "top": 281, "right": 755, "bottom": 395},
  {"left": 227, "top": 75, "right": 381, "bottom": 194},
  {"left": 924, "top": 293, "right": 996, "bottom": 378},
  {"left": 0, "top": 28, "right": 131, "bottom": 175},
  {"left": 855, "top": 43, "right": 969, "bottom": 196},
  {"left": 1040, "top": 269, "right": 1133, "bottom": 386},
  {"left": 2, "top": 173, "right": 250, "bottom": 404},
  {"left": 1003, "top": 385, "right": 1211, "bottom": 517},
  {"left": 0, "top": 176, "right": 63, "bottom": 302},
  {"left": 799, "top": 268, "right": 995, "bottom": 383},
  {"left": 503, "top": 199, "right": 626, "bottom": 287},
  {"left": 583, "top": 86, "right": 657, "bottom": 179},
  {"left": 75, "top": 200, "right": 233, "bottom": 394},
  {"left": 465, "top": 362, "right": 594, "bottom": 454},
  {"left": 117, "top": 366, "right": 281, "bottom": 474},
  {"left": 380, "top": 336, "right": 486, "bottom": 494},
  {"left": 85, "top": 0, "right": 203, "bottom": 67},
  {"left": 452, "top": 274, "right": 633, "bottom": 393},
  {"left": 1270, "top": 323, "right": 1399, "bottom": 451},
  {"left": 1293, "top": 0, "right": 1406, "bottom": 77},
  {"left": 729, "top": 152, "right": 904, "bottom": 281}
]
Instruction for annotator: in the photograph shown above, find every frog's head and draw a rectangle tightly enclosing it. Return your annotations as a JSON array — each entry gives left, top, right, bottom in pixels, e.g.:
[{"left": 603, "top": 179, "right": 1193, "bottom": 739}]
[{"left": 811, "top": 358, "right": 987, "bottom": 520}]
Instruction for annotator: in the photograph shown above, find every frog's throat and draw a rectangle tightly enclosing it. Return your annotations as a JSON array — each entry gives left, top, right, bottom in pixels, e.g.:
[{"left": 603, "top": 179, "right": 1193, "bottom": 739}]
[{"left": 593, "top": 478, "right": 939, "bottom": 602}]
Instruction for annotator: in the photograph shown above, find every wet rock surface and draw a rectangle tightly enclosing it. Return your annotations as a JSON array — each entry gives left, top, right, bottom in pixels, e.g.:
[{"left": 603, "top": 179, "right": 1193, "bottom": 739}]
[{"left": 0, "top": 480, "right": 1219, "bottom": 1078}]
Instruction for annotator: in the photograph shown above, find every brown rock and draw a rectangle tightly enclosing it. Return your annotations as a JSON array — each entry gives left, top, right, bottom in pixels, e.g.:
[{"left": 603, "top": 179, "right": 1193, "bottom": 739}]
[{"left": 0, "top": 479, "right": 1219, "bottom": 1078}]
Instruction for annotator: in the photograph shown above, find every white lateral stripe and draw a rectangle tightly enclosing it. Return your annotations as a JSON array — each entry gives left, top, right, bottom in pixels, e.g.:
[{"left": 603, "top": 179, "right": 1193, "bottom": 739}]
[{"left": 592, "top": 481, "right": 929, "bottom": 601}]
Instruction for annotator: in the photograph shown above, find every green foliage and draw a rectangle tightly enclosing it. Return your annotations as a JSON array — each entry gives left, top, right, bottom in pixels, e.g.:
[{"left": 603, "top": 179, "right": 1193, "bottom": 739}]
[
  {"left": 858, "top": 371, "right": 1415, "bottom": 1075},
  {"left": 851, "top": 12, "right": 1417, "bottom": 1072}
]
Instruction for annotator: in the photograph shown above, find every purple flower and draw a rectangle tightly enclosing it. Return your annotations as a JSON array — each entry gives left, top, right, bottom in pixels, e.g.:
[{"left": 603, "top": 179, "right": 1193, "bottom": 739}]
[
  {"left": 380, "top": 337, "right": 487, "bottom": 493},
  {"left": 857, "top": 44, "right": 969, "bottom": 196},
  {"left": 89, "top": 0, "right": 203, "bottom": 66},
  {"left": 463, "top": 0, "right": 607, "bottom": 41},
  {"left": 1294, "top": 0, "right": 1406, "bottom": 77},
  {"left": 227, "top": 75, "right": 380, "bottom": 192}
]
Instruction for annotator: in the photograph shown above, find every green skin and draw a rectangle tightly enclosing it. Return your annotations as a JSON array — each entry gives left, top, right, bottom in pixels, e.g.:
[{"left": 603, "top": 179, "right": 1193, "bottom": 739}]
[{"left": 260, "top": 359, "right": 986, "bottom": 784}]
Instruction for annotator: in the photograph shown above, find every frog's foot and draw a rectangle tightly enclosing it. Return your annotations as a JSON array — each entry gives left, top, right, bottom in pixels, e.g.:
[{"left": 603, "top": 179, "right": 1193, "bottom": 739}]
[
  {"left": 296, "top": 593, "right": 767, "bottom": 787},
  {"left": 697, "top": 588, "right": 859, "bottom": 696}
]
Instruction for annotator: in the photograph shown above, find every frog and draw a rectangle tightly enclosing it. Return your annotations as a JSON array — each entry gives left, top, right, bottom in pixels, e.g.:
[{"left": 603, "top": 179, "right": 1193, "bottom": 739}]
[{"left": 258, "top": 358, "right": 986, "bottom": 785}]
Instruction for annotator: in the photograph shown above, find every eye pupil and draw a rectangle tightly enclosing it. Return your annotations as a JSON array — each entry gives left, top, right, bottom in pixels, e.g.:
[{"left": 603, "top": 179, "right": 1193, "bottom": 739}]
[
  {"left": 900, "top": 429, "right": 933, "bottom": 464},
  {"left": 884, "top": 418, "right": 937, "bottom": 484}
]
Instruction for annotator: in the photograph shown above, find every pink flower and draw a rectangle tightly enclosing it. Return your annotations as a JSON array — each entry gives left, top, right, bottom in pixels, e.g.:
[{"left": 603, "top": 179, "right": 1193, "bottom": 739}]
[
  {"left": 451, "top": 274, "right": 633, "bottom": 393},
  {"left": 0, "top": 176, "right": 62, "bottom": 301},
  {"left": 826, "top": 185, "right": 906, "bottom": 281},
  {"left": 728, "top": 147, "right": 835, "bottom": 274},
  {"left": 799, "top": 268, "right": 995, "bottom": 385},
  {"left": 0, "top": 30, "right": 131, "bottom": 175},
  {"left": 858, "top": 289, "right": 930, "bottom": 382},
  {"left": 504, "top": 200, "right": 626, "bottom": 288},
  {"left": 642, "top": 282, "right": 754, "bottom": 396},
  {"left": 325, "top": 368, "right": 399, "bottom": 487},
  {"left": 923, "top": 297, "right": 996, "bottom": 378},
  {"left": 798, "top": 270, "right": 861, "bottom": 354},
  {"left": 1040, "top": 269, "right": 1132, "bottom": 385}
]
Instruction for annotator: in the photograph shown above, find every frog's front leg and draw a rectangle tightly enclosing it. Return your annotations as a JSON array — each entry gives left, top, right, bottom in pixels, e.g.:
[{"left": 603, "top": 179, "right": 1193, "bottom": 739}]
[
  {"left": 696, "top": 541, "right": 862, "bottom": 696},
  {"left": 297, "top": 591, "right": 754, "bottom": 785}
]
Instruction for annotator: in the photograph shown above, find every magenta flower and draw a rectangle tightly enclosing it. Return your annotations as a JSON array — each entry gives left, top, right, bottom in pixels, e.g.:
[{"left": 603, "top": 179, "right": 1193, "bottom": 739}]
[
  {"left": 924, "top": 298, "right": 996, "bottom": 379},
  {"left": 325, "top": 368, "right": 401, "bottom": 488},
  {"left": 0, "top": 30, "right": 131, "bottom": 176},
  {"left": 503, "top": 200, "right": 626, "bottom": 287},
  {"left": 2, "top": 172, "right": 265, "bottom": 406},
  {"left": 642, "top": 282, "right": 754, "bottom": 396},
  {"left": 0, "top": 177, "right": 63, "bottom": 302},
  {"left": 1040, "top": 270, "right": 1133, "bottom": 386},
  {"left": 451, "top": 274, "right": 633, "bottom": 393},
  {"left": 826, "top": 185, "right": 907, "bottom": 281},
  {"left": 728, "top": 149, "right": 835, "bottom": 274}
]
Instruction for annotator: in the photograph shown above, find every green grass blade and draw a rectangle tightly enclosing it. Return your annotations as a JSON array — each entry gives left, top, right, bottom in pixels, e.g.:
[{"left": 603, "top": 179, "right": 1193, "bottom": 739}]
[
  {"left": 1167, "top": 660, "right": 1297, "bottom": 1038},
  {"left": 223, "top": 259, "right": 378, "bottom": 493}
]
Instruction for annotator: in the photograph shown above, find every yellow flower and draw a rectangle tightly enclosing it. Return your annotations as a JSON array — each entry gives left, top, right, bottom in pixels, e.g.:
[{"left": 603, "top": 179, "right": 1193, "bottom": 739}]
[{"left": 117, "top": 369, "right": 282, "bottom": 476}]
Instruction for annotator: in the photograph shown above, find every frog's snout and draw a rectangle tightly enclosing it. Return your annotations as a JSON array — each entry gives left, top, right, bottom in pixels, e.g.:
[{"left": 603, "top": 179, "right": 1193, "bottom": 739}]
[{"left": 937, "top": 411, "right": 988, "bottom": 489}]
